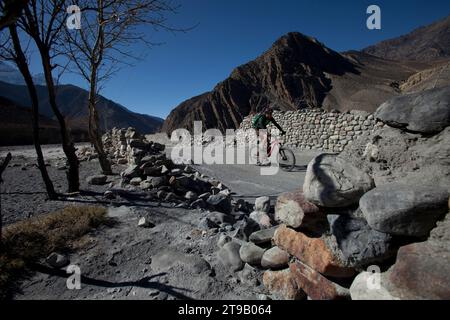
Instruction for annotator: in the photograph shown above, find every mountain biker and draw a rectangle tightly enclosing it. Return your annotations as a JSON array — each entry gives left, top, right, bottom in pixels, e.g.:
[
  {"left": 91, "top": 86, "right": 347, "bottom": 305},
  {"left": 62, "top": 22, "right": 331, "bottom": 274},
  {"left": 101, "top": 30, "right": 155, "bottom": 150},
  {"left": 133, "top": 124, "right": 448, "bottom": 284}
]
[{"left": 251, "top": 107, "right": 286, "bottom": 165}]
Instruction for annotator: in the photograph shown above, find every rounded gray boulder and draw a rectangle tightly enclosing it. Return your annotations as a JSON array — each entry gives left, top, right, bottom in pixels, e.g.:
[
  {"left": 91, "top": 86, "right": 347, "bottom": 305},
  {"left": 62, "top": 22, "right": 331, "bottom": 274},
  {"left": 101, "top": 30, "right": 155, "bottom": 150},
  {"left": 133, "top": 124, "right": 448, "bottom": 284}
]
[
  {"left": 375, "top": 86, "right": 450, "bottom": 134},
  {"left": 360, "top": 184, "right": 449, "bottom": 237},
  {"left": 303, "top": 154, "right": 374, "bottom": 207}
]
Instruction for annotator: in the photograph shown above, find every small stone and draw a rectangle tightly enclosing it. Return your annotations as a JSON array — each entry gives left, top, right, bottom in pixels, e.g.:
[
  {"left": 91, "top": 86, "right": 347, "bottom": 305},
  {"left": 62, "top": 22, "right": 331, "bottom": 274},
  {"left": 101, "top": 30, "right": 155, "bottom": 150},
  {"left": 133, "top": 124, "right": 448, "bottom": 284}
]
[
  {"left": 130, "top": 177, "right": 142, "bottom": 186},
  {"left": 254, "top": 196, "right": 270, "bottom": 213},
  {"left": 217, "top": 234, "right": 232, "bottom": 248},
  {"left": 86, "top": 175, "right": 108, "bottom": 185},
  {"left": 191, "top": 199, "right": 207, "bottom": 209},
  {"left": 275, "top": 190, "right": 322, "bottom": 229},
  {"left": 46, "top": 253, "right": 70, "bottom": 268},
  {"left": 249, "top": 226, "right": 278, "bottom": 245},
  {"left": 239, "top": 242, "right": 266, "bottom": 266},
  {"left": 217, "top": 241, "right": 244, "bottom": 272},
  {"left": 104, "top": 190, "right": 115, "bottom": 199},
  {"left": 249, "top": 211, "right": 273, "bottom": 228},
  {"left": 185, "top": 191, "right": 198, "bottom": 201},
  {"left": 261, "top": 246, "right": 289, "bottom": 269},
  {"left": 207, "top": 194, "right": 232, "bottom": 214},
  {"left": 138, "top": 217, "right": 155, "bottom": 228}
]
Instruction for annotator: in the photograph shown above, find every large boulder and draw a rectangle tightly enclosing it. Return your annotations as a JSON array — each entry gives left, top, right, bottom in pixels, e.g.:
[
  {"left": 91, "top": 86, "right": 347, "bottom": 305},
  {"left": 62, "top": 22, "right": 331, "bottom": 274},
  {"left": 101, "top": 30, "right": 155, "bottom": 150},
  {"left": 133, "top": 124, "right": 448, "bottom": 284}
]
[
  {"left": 350, "top": 272, "right": 400, "bottom": 300},
  {"left": 375, "top": 86, "right": 450, "bottom": 134},
  {"left": 303, "top": 154, "right": 374, "bottom": 207},
  {"left": 289, "top": 261, "right": 350, "bottom": 300},
  {"left": 275, "top": 190, "right": 323, "bottom": 229},
  {"left": 360, "top": 184, "right": 449, "bottom": 237},
  {"left": 387, "top": 214, "right": 450, "bottom": 299},
  {"left": 328, "top": 214, "right": 394, "bottom": 267},
  {"left": 273, "top": 225, "right": 355, "bottom": 277}
]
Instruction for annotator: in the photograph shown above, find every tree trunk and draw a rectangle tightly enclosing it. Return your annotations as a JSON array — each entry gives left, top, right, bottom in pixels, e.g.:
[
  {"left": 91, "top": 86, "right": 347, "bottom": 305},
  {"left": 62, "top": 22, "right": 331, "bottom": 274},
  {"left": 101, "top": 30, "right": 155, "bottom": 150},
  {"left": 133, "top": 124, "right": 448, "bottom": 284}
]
[
  {"left": 0, "top": 152, "right": 12, "bottom": 249},
  {"left": 9, "top": 25, "right": 57, "bottom": 200},
  {"left": 88, "top": 66, "right": 112, "bottom": 175},
  {"left": 38, "top": 48, "right": 80, "bottom": 193}
]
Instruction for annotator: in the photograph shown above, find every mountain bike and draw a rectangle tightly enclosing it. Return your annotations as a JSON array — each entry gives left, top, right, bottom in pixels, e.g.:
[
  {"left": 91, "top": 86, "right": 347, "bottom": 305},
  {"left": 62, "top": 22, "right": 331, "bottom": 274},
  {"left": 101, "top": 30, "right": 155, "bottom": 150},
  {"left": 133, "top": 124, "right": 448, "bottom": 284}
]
[{"left": 252, "top": 133, "right": 296, "bottom": 172}]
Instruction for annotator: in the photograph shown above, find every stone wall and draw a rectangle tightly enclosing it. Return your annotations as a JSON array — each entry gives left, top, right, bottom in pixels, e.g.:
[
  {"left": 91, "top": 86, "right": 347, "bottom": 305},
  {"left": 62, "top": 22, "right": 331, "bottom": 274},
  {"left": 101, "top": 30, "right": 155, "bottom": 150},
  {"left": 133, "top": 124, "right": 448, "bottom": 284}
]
[
  {"left": 238, "top": 109, "right": 382, "bottom": 153},
  {"left": 102, "top": 127, "right": 165, "bottom": 165}
]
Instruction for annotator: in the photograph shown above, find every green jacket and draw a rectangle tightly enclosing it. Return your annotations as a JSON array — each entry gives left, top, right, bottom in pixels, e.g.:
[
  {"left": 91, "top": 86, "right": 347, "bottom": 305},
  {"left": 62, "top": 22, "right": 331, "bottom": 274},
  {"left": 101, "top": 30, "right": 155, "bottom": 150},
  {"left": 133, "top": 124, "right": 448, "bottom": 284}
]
[{"left": 252, "top": 114, "right": 284, "bottom": 132}]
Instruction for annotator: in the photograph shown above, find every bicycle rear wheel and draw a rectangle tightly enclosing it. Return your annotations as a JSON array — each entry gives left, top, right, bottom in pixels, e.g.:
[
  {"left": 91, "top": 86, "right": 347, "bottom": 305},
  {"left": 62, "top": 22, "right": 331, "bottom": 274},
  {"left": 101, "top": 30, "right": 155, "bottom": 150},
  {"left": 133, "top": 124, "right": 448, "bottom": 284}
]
[{"left": 278, "top": 148, "right": 296, "bottom": 172}]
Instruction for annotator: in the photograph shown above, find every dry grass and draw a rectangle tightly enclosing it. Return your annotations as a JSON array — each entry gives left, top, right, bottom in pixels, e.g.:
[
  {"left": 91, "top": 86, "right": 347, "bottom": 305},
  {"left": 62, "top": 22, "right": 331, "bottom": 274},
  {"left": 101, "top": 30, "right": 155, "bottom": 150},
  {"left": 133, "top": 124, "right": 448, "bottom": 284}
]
[{"left": 0, "top": 206, "right": 109, "bottom": 299}]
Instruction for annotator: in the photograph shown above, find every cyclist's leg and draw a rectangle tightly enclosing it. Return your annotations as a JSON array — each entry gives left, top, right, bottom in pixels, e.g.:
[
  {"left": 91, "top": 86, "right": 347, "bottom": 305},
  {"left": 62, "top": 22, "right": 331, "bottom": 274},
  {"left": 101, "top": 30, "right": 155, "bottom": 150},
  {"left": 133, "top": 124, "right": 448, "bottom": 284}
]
[{"left": 256, "top": 129, "right": 261, "bottom": 165}]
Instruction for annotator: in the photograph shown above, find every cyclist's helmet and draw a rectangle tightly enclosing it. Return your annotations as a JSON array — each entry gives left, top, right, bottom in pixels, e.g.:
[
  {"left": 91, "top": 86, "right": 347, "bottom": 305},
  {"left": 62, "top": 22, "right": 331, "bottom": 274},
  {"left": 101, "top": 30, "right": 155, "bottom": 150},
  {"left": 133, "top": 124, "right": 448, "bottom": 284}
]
[{"left": 263, "top": 106, "right": 274, "bottom": 115}]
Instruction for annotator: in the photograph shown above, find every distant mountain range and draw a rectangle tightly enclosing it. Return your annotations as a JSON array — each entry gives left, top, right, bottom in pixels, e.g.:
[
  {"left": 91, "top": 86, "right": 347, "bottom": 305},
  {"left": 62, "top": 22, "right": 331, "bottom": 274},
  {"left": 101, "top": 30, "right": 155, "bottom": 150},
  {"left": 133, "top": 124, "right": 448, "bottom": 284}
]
[
  {"left": 362, "top": 15, "right": 450, "bottom": 61},
  {"left": 0, "top": 96, "right": 81, "bottom": 146},
  {"left": 162, "top": 14, "right": 450, "bottom": 133},
  {"left": 0, "top": 62, "right": 164, "bottom": 136}
]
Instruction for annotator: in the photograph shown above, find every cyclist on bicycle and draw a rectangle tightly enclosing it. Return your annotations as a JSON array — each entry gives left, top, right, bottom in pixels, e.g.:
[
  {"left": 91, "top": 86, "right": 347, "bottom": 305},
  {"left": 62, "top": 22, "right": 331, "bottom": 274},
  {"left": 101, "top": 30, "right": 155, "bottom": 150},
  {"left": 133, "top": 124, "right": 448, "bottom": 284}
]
[{"left": 251, "top": 107, "right": 286, "bottom": 165}]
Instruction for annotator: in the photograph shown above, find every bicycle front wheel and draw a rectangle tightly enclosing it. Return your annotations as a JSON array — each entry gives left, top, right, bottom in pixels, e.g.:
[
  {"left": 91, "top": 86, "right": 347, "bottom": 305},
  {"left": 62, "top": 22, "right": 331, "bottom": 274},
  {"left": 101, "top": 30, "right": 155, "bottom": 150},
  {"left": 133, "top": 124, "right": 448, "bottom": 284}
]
[{"left": 278, "top": 148, "right": 296, "bottom": 172}]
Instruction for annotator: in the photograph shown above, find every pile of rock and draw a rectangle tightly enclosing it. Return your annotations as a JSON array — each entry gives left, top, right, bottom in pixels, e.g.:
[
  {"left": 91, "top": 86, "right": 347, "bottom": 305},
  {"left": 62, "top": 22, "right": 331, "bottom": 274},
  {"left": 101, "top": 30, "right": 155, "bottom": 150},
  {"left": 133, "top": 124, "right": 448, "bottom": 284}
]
[
  {"left": 237, "top": 109, "right": 381, "bottom": 153},
  {"left": 100, "top": 128, "right": 255, "bottom": 212},
  {"left": 214, "top": 196, "right": 297, "bottom": 296},
  {"left": 102, "top": 127, "right": 166, "bottom": 165},
  {"left": 76, "top": 145, "right": 97, "bottom": 162},
  {"left": 261, "top": 86, "right": 450, "bottom": 300}
]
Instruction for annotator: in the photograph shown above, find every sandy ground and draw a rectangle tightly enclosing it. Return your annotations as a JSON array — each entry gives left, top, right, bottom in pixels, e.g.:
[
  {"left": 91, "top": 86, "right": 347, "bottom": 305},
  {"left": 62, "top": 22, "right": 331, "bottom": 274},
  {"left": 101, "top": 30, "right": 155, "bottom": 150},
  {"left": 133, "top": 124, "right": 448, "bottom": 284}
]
[{"left": 0, "top": 143, "right": 320, "bottom": 300}]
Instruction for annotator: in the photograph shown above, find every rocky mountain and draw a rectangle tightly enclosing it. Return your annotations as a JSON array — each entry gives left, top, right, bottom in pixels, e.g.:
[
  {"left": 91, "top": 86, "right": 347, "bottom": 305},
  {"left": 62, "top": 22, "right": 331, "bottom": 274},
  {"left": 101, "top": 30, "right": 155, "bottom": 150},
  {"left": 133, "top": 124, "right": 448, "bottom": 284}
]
[
  {"left": 0, "top": 96, "right": 88, "bottom": 146},
  {"left": 0, "top": 80, "right": 164, "bottom": 134},
  {"left": 162, "top": 32, "right": 428, "bottom": 133},
  {"left": 362, "top": 15, "right": 450, "bottom": 61}
]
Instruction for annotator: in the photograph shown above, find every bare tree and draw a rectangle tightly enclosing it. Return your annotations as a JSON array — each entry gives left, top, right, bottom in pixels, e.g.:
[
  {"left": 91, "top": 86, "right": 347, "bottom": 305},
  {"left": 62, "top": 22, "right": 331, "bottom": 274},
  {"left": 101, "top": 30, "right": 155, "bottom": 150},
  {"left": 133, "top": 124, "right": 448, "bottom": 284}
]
[
  {"left": 0, "top": 24, "right": 58, "bottom": 200},
  {"left": 16, "top": 0, "right": 80, "bottom": 192},
  {"left": 0, "top": 0, "right": 28, "bottom": 30},
  {"left": 0, "top": 152, "right": 11, "bottom": 247},
  {"left": 63, "top": 0, "right": 185, "bottom": 174}
]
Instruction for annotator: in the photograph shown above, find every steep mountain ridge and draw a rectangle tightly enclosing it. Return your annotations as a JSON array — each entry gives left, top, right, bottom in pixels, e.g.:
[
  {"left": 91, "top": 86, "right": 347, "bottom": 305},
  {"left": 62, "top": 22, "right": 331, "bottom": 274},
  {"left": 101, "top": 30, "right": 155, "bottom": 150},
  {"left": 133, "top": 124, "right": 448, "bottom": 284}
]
[{"left": 162, "top": 32, "right": 425, "bottom": 133}]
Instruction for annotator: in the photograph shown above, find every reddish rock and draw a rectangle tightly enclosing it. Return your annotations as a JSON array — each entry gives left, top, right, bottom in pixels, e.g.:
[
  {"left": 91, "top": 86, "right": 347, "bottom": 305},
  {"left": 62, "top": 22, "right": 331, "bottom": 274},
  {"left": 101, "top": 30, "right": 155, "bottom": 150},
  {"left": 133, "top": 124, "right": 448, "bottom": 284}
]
[
  {"left": 389, "top": 241, "right": 450, "bottom": 299},
  {"left": 275, "top": 190, "right": 324, "bottom": 229},
  {"left": 263, "top": 269, "right": 306, "bottom": 300},
  {"left": 274, "top": 225, "right": 355, "bottom": 277},
  {"left": 289, "top": 261, "right": 350, "bottom": 300}
]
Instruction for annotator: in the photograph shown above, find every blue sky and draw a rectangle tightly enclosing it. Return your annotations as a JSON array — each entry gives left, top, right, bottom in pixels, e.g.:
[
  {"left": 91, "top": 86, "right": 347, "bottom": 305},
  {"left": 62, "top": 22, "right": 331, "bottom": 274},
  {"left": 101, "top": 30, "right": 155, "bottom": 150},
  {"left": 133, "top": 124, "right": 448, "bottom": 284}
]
[{"left": 28, "top": 0, "right": 450, "bottom": 119}]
